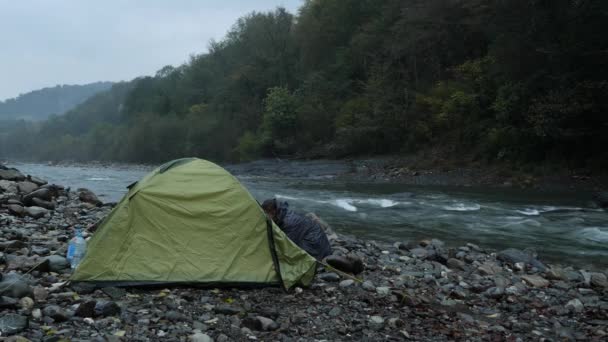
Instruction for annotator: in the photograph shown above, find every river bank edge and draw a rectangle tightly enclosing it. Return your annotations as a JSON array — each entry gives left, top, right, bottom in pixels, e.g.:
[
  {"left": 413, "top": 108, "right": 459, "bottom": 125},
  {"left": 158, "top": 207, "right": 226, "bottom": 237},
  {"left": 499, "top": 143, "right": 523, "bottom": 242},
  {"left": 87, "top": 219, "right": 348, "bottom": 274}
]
[
  {"left": 1, "top": 163, "right": 608, "bottom": 340},
  {"left": 4, "top": 154, "right": 608, "bottom": 194}
]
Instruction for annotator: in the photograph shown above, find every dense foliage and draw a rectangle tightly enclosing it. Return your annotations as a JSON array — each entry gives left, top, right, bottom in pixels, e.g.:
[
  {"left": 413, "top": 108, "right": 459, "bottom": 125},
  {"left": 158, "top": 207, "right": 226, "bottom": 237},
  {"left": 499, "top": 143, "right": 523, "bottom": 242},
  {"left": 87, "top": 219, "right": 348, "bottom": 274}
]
[
  {"left": 0, "top": 82, "right": 113, "bottom": 121},
  {"left": 2, "top": 0, "right": 607, "bottom": 169}
]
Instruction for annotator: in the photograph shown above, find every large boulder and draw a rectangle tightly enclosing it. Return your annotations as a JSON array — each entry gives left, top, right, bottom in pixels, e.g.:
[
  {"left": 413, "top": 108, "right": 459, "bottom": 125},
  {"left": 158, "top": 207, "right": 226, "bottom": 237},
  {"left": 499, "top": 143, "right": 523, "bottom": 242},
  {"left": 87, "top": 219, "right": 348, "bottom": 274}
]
[
  {"left": 32, "top": 198, "right": 56, "bottom": 210},
  {"left": 17, "top": 181, "right": 38, "bottom": 194},
  {"left": 7, "top": 204, "right": 25, "bottom": 217},
  {"left": 0, "top": 273, "right": 32, "bottom": 298},
  {"left": 78, "top": 188, "right": 102, "bottom": 206},
  {"left": 24, "top": 206, "right": 48, "bottom": 219},
  {"left": 0, "top": 167, "right": 25, "bottom": 181},
  {"left": 27, "top": 175, "right": 47, "bottom": 186},
  {"left": 497, "top": 248, "right": 547, "bottom": 272},
  {"left": 0, "top": 314, "right": 28, "bottom": 336},
  {"left": 0, "top": 180, "right": 17, "bottom": 192},
  {"left": 22, "top": 188, "right": 53, "bottom": 205},
  {"left": 45, "top": 255, "right": 69, "bottom": 272}
]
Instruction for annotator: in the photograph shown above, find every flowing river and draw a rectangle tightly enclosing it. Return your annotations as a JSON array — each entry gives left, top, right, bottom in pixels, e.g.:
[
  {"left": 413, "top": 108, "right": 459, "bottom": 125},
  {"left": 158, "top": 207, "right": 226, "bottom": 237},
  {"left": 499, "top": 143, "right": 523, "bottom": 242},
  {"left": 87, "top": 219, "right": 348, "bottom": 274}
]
[{"left": 8, "top": 160, "right": 608, "bottom": 270}]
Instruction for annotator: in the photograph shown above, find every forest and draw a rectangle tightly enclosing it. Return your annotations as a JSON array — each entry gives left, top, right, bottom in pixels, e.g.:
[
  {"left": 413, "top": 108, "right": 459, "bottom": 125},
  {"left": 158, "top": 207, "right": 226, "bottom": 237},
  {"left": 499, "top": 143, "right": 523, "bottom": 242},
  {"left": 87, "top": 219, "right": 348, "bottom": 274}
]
[{"left": 1, "top": 0, "right": 607, "bottom": 170}]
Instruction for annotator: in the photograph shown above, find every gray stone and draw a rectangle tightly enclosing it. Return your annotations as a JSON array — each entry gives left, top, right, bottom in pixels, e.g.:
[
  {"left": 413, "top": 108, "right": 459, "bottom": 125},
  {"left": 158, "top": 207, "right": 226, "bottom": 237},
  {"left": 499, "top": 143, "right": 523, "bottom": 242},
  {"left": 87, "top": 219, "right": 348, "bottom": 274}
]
[
  {"left": 24, "top": 206, "right": 48, "bottom": 219},
  {"left": 318, "top": 272, "right": 340, "bottom": 282},
  {"left": 7, "top": 204, "right": 25, "bottom": 217},
  {"left": 521, "top": 275, "right": 550, "bottom": 288},
  {"left": 339, "top": 279, "right": 354, "bottom": 288},
  {"left": 31, "top": 198, "right": 56, "bottom": 210},
  {"left": 361, "top": 280, "right": 375, "bottom": 292},
  {"left": 546, "top": 267, "right": 566, "bottom": 280},
  {"left": 0, "top": 314, "right": 28, "bottom": 335},
  {"left": 328, "top": 307, "right": 342, "bottom": 317},
  {"left": 214, "top": 304, "right": 242, "bottom": 315},
  {"left": 484, "top": 287, "right": 505, "bottom": 299},
  {"left": 95, "top": 301, "right": 121, "bottom": 317},
  {"left": 591, "top": 273, "right": 608, "bottom": 288},
  {"left": 497, "top": 248, "right": 547, "bottom": 272},
  {"left": 376, "top": 286, "right": 390, "bottom": 295},
  {"left": 478, "top": 262, "right": 502, "bottom": 275},
  {"left": 43, "top": 305, "right": 70, "bottom": 322},
  {"left": 17, "top": 181, "right": 38, "bottom": 194},
  {"left": 369, "top": 316, "right": 384, "bottom": 325},
  {"left": 189, "top": 333, "right": 213, "bottom": 342},
  {"left": 0, "top": 273, "right": 32, "bottom": 298},
  {"left": 102, "top": 286, "right": 126, "bottom": 299},
  {"left": 78, "top": 188, "right": 102, "bottom": 206},
  {"left": 0, "top": 296, "right": 18, "bottom": 309},
  {"left": 566, "top": 298, "right": 584, "bottom": 313},
  {"left": 46, "top": 255, "right": 69, "bottom": 272},
  {"left": 447, "top": 258, "right": 466, "bottom": 270},
  {"left": 410, "top": 248, "right": 428, "bottom": 259},
  {"left": 18, "top": 297, "right": 34, "bottom": 311},
  {"left": 242, "top": 316, "right": 279, "bottom": 331},
  {"left": 0, "top": 168, "right": 25, "bottom": 181}
]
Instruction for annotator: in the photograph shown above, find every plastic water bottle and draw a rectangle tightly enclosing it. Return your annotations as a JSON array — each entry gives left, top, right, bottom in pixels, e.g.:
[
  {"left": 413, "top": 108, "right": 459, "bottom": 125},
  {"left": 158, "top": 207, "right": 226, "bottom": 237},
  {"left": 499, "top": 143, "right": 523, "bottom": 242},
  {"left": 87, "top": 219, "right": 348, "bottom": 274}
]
[{"left": 67, "top": 229, "right": 87, "bottom": 269}]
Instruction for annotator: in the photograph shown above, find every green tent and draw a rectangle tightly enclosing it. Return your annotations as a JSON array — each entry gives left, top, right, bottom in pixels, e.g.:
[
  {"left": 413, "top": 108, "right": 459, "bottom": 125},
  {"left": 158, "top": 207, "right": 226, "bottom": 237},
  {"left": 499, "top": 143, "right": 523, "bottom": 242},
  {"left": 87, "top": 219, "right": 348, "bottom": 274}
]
[{"left": 71, "top": 158, "right": 317, "bottom": 289}]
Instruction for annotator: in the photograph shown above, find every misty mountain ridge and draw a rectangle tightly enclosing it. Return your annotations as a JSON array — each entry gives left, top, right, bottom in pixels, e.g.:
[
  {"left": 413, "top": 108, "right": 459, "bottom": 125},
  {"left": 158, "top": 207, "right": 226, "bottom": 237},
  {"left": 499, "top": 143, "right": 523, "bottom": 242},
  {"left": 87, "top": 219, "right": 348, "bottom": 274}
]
[{"left": 0, "top": 82, "right": 113, "bottom": 121}]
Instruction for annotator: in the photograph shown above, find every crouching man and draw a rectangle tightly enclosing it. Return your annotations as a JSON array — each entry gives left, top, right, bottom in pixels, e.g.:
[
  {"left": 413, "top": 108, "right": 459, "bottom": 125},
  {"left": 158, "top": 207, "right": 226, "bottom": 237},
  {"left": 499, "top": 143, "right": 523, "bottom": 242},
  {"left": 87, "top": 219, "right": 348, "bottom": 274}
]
[{"left": 262, "top": 198, "right": 332, "bottom": 260}]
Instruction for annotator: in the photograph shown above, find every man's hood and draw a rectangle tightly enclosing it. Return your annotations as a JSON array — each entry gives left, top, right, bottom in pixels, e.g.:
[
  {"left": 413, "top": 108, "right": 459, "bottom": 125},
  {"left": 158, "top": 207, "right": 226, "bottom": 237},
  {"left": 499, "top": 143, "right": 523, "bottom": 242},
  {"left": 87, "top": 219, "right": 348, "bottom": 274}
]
[{"left": 276, "top": 200, "right": 290, "bottom": 225}]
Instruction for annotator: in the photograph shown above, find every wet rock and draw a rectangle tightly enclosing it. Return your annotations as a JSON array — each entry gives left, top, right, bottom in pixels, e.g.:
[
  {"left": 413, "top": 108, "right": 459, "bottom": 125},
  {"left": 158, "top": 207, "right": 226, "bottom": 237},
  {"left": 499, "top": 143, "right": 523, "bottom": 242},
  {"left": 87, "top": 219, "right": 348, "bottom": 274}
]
[
  {"left": 43, "top": 305, "right": 70, "bottom": 322},
  {"left": 361, "top": 280, "right": 375, "bottom": 292},
  {"left": 0, "top": 240, "right": 27, "bottom": 252},
  {"left": 328, "top": 307, "right": 342, "bottom": 317},
  {"left": 521, "top": 275, "right": 550, "bottom": 288},
  {"left": 339, "top": 279, "right": 354, "bottom": 287},
  {"left": 484, "top": 286, "right": 505, "bottom": 299},
  {"left": 318, "top": 272, "right": 340, "bottom": 282},
  {"left": 546, "top": 267, "right": 566, "bottom": 280},
  {"left": 0, "top": 168, "right": 26, "bottom": 181},
  {"left": 590, "top": 273, "right": 608, "bottom": 288},
  {"left": 189, "top": 333, "right": 213, "bottom": 342},
  {"left": 369, "top": 315, "right": 384, "bottom": 329},
  {"left": 24, "top": 206, "right": 48, "bottom": 219},
  {"left": 566, "top": 298, "right": 584, "bottom": 313},
  {"left": 376, "top": 286, "right": 390, "bottom": 295},
  {"left": 17, "top": 181, "right": 38, "bottom": 194},
  {"left": 94, "top": 301, "right": 121, "bottom": 317},
  {"left": 22, "top": 188, "right": 53, "bottom": 205},
  {"left": 214, "top": 304, "right": 242, "bottom": 315},
  {"left": 447, "top": 258, "right": 466, "bottom": 271},
  {"left": 410, "top": 248, "right": 428, "bottom": 259},
  {"left": 7, "top": 204, "right": 25, "bottom": 217},
  {"left": 70, "top": 282, "right": 97, "bottom": 295},
  {"left": 45, "top": 255, "right": 69, "bottom": 272},
  {"left": 324, "top": 255, "right": 364, "bottom": 275},
  {"left": 27, "top": 175, "right": 47, "bottom": 186},
  {"left": 0, "top": 296, "right": 18, "bottom": 309},
  {"left": 75, "top": 300, "right": 97, "bottom": 317},
  {"left": 242, "top": 316, "right": 279, "bottom": 331},
  {"left": 102, "top": 286, "right": 126, "bottom": 299},
  {"left": 78, "top": 188, "right": 102, "bottom": 206},
  {"left": 31, "top": 246, "right": 50, "bottom": 256},
  {"left": 497, "top": 248, "right": 547, "bottom": 272},
  {"left": 18, "top": 297, "right": 34, "bottom": 311},
  {"left": 31, "top": 198, "right": 56, "bottom": 210},
  {"left": 478, "top": 262, "right": 502, "bottom": 275},
  {"left": 0, "top": 273, "right": 32, "bottom": 298},
  {"left": 0, "top": 314, "right": 28, "bottom": 336}
]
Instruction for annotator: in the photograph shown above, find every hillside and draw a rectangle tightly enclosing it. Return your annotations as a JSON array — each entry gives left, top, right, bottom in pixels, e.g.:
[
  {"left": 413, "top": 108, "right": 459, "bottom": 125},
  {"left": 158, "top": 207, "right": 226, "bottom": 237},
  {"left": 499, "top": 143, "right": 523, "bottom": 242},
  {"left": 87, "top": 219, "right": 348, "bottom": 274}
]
[
  {"left": 0, "top": 82, "right": 113, "bottom": 121},
  {"left": 1, "top": 0, "right": 607, "bottom": 173}
]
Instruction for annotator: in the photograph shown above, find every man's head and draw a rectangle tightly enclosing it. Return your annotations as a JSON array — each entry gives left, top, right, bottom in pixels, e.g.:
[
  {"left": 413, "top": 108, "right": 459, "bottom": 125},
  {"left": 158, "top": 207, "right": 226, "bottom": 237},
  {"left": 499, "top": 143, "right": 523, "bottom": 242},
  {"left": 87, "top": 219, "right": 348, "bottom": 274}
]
[{"left": 261, "top": 198, "right": 278, "bottom": 222}]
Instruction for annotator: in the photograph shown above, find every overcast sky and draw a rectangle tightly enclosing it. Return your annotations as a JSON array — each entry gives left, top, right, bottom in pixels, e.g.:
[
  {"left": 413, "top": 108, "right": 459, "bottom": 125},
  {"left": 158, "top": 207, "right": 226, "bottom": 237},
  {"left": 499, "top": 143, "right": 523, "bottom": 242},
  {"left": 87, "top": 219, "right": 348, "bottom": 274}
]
[{"left": 0, "top": 0, "right": 302, "bottom": 101}]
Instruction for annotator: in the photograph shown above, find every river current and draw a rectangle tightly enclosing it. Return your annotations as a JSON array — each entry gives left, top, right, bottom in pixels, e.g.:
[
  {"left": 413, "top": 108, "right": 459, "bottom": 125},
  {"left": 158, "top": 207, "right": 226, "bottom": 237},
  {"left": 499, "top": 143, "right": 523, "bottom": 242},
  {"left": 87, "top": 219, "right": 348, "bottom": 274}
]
[{"left": 8, "top": 161, "right": 608, "bottom": 269}]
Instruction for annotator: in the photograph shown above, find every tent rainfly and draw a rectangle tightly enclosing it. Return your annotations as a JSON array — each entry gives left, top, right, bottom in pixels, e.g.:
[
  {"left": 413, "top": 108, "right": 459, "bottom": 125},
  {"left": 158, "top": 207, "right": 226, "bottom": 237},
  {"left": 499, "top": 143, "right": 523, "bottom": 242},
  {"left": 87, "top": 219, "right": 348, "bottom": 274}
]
[{"left": 71, "top": 158, "right": 317, "bottom": 289}]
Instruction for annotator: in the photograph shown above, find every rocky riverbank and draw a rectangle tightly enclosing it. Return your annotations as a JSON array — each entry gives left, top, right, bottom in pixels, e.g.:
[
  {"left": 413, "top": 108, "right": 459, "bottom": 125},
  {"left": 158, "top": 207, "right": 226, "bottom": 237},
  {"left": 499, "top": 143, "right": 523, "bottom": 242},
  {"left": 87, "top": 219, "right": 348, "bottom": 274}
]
[{"left": 1, "top": 165, "right": 607, "bottom": 341}]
